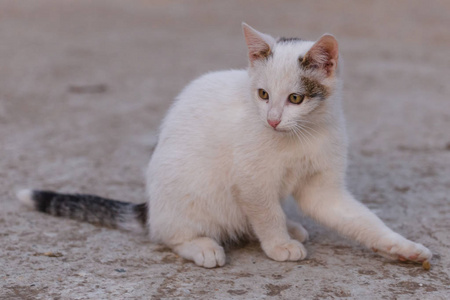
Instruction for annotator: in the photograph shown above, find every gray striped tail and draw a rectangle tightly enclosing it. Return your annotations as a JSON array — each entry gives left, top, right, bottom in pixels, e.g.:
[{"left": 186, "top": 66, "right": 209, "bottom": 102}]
[{"left": 17, "top": 189, "right": 147, "bottom": 232}]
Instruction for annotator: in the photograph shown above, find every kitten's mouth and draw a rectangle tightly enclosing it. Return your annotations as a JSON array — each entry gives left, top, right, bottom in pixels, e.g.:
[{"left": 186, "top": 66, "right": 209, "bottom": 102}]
[
  {"left": 264, "top": 123, "right": 290, "bottom": 133},
  {"left": 273, "top": 127, "right": 290, "bottom": 133}
]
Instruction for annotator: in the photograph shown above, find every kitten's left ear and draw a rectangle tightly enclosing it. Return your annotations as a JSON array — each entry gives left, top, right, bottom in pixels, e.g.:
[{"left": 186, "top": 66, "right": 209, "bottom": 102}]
[
  {"left": 242, "top": 23, "right": 276, "bottom": 66},
  {"left": 302, "top": 34, "right": 339, "bottom": 77}
]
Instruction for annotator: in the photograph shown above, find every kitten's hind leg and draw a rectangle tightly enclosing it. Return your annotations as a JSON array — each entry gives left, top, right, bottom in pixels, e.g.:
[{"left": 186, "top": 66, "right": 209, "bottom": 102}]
[
  {"left": 173, "top": 237, "right": 226, "bottom": 268},
  {"left": 287, "top": 219, "right": 309, "bottom": 242}
]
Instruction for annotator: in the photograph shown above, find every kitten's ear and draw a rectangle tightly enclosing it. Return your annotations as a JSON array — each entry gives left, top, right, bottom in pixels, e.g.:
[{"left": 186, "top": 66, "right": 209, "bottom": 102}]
[
  {"left": 242, "top": 23, "right": 275, "bottom": 66},
  {"left": 302, "top": 34, "right": 339, "bottom": 77}
]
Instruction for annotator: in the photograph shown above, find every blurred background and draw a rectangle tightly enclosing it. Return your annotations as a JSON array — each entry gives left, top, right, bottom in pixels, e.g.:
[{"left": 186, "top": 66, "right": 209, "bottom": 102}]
[{"left": 1, "top": 1, "right": 449, "bottom": 299}]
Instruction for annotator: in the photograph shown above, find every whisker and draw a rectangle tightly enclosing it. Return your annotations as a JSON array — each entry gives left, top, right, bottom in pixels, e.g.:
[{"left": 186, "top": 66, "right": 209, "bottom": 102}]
[
  {"left": 299, "top": 123, "right": 321, "bottom": 136},
  {"left": 297, "top": 124, "right": 316, "bottom": 142},
  {"left": 293, "top": 124, "right": 313, "bottom": 148}
]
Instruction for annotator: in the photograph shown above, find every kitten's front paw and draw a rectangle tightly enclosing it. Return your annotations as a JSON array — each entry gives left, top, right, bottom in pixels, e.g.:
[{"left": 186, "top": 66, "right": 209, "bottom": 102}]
[
  {"left": 373, "top": 233, "right": 432, "bottom": 263},
  {"left": 262, "top": 239, "right": 307, "bottom": 261}
]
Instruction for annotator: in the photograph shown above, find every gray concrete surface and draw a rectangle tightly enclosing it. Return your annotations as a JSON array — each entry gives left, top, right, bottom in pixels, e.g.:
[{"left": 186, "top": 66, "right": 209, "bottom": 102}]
[{"left": 1, "top": 0, "right": 449, "bottom": 299}]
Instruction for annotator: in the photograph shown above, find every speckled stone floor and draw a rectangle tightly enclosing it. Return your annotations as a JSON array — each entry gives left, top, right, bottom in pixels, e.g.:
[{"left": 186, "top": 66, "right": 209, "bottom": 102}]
[{"left": 1, "top": 1, "right": 449, "bottom": 299}]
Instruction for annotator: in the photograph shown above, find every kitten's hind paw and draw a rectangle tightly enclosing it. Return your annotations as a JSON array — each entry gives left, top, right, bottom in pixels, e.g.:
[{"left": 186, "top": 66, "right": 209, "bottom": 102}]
[
  {"left": 263, "top": 239, "right": 307, "bottom": 262},
  {"left": 193, "top": 246, "right": 226, "bottom": 268},
  {"left": 174, "top": 237, "right": 226, "bottom": 268},
  {"left": 287, "top": 219, "right": 309, "bottom": 242}
]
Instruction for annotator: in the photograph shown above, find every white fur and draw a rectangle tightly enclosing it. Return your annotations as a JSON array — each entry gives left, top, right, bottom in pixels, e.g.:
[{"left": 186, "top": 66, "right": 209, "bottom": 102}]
[
  {"left": 16, "top": 189, "right": 34, "bottom": 208},
  {"left": 145, "top": 25, "right": 431, "bottom": 268}
]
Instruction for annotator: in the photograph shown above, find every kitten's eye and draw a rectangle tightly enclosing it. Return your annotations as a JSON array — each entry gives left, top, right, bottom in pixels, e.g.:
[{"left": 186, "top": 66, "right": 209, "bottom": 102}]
[
  {"left": 258, "top": 89, "right": 269, "bottom": 100},
  {"left": 288, "top": 93, "right": 305, "bottom": 104}
]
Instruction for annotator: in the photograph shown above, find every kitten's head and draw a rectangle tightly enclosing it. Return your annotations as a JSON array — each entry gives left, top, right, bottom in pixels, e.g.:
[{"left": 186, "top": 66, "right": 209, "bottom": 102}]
[{"left": 242, "top": 23, "right": 340, "bottom": 133}]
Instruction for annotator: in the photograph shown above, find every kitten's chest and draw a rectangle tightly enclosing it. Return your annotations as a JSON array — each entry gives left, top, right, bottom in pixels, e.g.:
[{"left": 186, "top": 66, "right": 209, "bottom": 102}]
[
  {"left": 249, "top": 140, "right": 322, "bottom": 196},
  {"left": 279, "top": 151, "right": 318, "bottom": 196},
  {"left": 233, "top": 126, "right": 329, "bottom": 195}
]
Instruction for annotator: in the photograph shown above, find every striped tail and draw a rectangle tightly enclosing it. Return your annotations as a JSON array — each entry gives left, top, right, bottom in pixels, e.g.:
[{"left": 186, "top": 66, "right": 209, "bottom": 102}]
[{"left": 17, "top": 189, "right": 147, "bottom": 232}]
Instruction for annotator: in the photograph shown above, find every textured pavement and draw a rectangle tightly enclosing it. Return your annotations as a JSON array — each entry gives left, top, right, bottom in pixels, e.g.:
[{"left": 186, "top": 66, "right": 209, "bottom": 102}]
[{"left": 1, "top": 1, "right": 449, "bottom": 299}]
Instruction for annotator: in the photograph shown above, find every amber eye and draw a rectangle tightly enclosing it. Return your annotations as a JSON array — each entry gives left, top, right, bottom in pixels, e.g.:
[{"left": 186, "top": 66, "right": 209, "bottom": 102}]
[
  {"left": 288, "top": 93, "right": 305, "bottom": 104},
  {"left": 258, "top": 89, "right": 269, "bottom": 100}
]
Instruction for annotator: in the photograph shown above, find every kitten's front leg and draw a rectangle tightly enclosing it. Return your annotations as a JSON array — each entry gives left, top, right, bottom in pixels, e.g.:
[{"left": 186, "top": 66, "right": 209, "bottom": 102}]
[
  {"left": 295, "top": 172, "right": 432, "bottom": 263},
  {"left": 238, "top": 187, "right": 307, "bottom": 262}
]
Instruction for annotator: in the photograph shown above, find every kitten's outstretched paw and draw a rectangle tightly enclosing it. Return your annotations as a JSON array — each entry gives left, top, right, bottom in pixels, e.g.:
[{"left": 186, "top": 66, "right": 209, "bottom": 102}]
[
  {"left": 287, "top": 219, "right": 309, "bottom": 242},
  {"left": 373, "top": 233, "right": 432, "bottom": 263},
  {"left": 174, "top": 237, "right": 226, "bottom": 268},
  {"left": 263, "top": 239, "right": 307, "bottom": 261}
]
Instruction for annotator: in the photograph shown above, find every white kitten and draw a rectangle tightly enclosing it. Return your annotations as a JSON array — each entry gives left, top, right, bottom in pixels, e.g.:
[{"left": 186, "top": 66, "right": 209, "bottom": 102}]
[{"left": 18, "top": 23, "right": 432, "bottom": 268}]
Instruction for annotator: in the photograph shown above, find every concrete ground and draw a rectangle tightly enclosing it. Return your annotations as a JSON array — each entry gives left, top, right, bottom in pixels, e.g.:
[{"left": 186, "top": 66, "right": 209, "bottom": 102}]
[{"left": 1, "top": 0, "right": 449, "bottom": 299}]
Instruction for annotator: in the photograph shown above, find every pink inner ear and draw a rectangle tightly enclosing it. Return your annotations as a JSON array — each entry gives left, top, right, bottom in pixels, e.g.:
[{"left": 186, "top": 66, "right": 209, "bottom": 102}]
[
  {"left": 304, "top": 35, "right": 339, "bottom": 76},
  {"left": 247, "top": 36, "right": 270, "bottom": 61},
  {"left": 242, "top": 24, "right": 275, "bottom": 65}
]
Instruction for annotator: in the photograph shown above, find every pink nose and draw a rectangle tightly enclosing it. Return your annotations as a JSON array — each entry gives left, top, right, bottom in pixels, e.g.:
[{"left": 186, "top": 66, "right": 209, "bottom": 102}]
[{"left": 268, "top": 119, "right": 281, "bottom": 129}]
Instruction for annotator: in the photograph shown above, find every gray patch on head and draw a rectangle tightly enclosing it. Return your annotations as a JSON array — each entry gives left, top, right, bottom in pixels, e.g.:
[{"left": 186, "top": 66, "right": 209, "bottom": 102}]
[
  {"left": 277, "top": 37, "right": 303, "bottom": 43},
  {"left": 301, "top": 76, "right": 329, "bottom": 100},
  {"left": 299, "top": 55, "right": 318, "bottom": 71}
]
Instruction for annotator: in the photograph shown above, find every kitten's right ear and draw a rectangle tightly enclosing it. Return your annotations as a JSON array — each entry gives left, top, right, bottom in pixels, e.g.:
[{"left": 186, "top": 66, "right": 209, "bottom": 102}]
[{"left": 242, "top": 23, "right": 275, "bottom": 66}]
